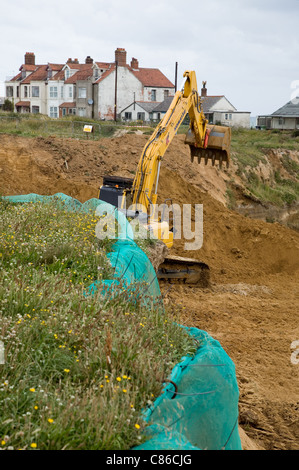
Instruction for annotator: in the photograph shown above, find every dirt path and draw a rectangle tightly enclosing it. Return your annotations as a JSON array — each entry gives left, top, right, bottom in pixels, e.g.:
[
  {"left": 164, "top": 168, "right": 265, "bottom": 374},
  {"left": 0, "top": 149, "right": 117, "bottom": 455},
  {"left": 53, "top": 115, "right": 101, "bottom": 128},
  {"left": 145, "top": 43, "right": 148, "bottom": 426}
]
[{"left": 0, "top": 132, "right": 298, "bottom": 450}]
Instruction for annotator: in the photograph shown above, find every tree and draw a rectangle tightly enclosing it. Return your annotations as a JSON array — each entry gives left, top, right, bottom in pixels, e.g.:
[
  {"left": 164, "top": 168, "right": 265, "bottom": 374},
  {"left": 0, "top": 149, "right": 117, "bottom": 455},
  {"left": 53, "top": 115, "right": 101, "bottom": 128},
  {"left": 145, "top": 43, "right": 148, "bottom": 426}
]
[{"left": 2, "top": 99, "right": 14, "bottom": 112}]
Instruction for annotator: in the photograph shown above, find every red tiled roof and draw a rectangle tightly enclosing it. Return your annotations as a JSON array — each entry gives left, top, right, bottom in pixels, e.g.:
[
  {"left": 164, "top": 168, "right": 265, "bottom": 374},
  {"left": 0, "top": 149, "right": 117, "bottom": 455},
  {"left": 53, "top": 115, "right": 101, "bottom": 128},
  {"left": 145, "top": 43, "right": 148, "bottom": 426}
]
[
  {"left": 95, "top": 65, "right": 115, "bottom": 84},
  {"left": 10, "top": 72, "right": 22, "bottom": 81},
  {"left": 50, "top": 69, "right": 65, "bottom": 81},
  {"left": 59, "top": 102, "right": 76, "bottom": 108},
  {"left": 15, "top": 101, "right": 30, "bottom": 107},
  {"left": 129, "top": 67, "right": 174, "bottom": 88},
  {"left": 65, "top": 67, "right": 93, "bottom": 84},
  {"left": 95, "top": 62, "right": 111, "bottom": 69},
  {"left": 22, "top": 65, "right": 48, "bottom": 84},
  {"left": 19, "top": 64, "right": 37, "bottom": 72},
  {"left": 48, "top": 63, "right": 64, "bottom": 71},
  {"left": 51, "top": 63, "right": 93, "bottom": 82}
]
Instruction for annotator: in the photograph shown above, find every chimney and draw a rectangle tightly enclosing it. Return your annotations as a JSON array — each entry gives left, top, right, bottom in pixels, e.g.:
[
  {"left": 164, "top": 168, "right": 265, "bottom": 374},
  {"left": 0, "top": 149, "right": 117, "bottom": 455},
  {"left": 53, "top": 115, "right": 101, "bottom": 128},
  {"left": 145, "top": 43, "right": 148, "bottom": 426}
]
[
  {"left": 25, "top": 52, "right": 35, "bottom": 66},
  {"left": 130, "top": 57, "right": 139, "bottom": 69},
  {"left": 67, "top": 58, "right": 73, "bottom": 63},
  {"left": 73, "top": 58, "right": 79, "bottom": 64},
  {"left": 201, "top": 81, "right": 207, "bottom": 97},
  {"left": 85, "top": 56, "right": 93, "bottom": 64},
  {"left": 115, "top": 48, "right": 127, "bottom": 66}
]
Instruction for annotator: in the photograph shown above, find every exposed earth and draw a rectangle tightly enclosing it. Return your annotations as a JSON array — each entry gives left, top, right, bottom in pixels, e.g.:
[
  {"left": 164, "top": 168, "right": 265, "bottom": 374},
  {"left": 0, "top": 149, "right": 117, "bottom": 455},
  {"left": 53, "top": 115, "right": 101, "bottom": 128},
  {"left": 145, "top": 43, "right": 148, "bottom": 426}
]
[{"left": 0, "top": 132, "right": 298, "bottom": 450}]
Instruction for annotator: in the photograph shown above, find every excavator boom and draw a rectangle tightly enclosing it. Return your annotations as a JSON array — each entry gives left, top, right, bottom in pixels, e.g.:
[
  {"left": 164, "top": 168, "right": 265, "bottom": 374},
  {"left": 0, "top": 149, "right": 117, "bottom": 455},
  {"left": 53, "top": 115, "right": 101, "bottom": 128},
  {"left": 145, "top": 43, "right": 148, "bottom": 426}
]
[{"left": 99, "top": 70, "right": 232, "bottom": 286}]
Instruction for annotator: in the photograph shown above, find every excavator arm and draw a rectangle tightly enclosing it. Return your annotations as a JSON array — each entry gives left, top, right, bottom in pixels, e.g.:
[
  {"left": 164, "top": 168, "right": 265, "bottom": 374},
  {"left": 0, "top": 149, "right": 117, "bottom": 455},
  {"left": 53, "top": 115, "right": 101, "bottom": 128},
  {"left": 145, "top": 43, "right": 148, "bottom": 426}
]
[
  {"left": 99, "top": 70, "right": 231, "bottom": 286},
  {"left": 131, "top": 70, "right": 230, "bottom": 214}
]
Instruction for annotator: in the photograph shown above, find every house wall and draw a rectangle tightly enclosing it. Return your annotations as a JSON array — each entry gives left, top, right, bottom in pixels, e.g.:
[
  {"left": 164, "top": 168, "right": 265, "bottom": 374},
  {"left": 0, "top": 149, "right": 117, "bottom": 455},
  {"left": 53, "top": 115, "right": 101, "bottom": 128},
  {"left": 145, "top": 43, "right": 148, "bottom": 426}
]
[
  {"left": 144, "top": 86, "right": 174, "bottom": 103},
  {"left": 271, "top": 117, "right": 299, "bottom": 130},
  {"left": 5, "top": 81, "right": 21, "bottom": 110},
  {"left": 210, "top": 96, "right": 236, "bottom": 112},
  {"left": 97, "top": 66, "right": 143, "bottom": 120},
  {"left": 120, "top": 103, "right": 150, "bottom": 121},
  {"left": 212, "top": 111, "right": 250, "bottom": 128},
  {"left": 76, "top": 79, "right": 93, "bottom": 118},
  {"left": 30, "top": 81, "right": 47, "bottom": 114}
]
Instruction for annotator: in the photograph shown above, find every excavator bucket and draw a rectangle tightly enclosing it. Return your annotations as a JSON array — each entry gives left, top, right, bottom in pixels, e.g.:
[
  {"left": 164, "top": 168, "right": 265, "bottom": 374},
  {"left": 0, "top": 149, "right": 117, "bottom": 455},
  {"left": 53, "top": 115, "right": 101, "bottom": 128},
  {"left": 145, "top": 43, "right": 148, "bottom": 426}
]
[{"left": 185, "top": 124, "right": 231, "bottom": 168}]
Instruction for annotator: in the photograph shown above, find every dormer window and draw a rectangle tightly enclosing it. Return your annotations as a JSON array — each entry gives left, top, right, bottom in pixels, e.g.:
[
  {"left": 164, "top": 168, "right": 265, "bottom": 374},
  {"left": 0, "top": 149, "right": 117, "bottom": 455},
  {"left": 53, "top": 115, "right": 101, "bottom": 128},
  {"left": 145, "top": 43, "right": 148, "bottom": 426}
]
[{"left": 65, "top": 68, "right": 71, "bottom": 80}]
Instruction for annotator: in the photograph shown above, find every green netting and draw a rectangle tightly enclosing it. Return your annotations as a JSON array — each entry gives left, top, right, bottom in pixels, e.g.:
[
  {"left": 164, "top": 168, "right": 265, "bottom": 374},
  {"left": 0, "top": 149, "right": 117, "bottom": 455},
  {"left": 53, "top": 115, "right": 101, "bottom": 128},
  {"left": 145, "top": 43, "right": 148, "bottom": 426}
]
[
  {"left": 2, "top": 192, "right": 242, "bottom": 450},
  {"left": 134, "top": 328, "right": 242, "bottom": 450}
]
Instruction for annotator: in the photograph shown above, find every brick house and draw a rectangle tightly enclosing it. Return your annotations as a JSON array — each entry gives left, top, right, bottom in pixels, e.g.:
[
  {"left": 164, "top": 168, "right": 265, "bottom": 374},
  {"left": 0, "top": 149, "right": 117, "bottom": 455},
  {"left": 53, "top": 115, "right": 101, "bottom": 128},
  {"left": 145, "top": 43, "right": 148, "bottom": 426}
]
[{"left": 5, "top": 49, "right": 175, "bottom": 120}]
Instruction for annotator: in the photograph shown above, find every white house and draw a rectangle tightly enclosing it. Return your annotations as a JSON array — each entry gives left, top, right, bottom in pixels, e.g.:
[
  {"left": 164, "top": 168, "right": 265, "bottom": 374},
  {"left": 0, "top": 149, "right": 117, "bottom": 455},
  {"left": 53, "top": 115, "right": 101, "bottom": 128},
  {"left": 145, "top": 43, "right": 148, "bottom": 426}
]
[
  {"left": 5, "top": 49, "right": 175, "bottom": 121},
  {"left": 200, "top": 82, "right": 251, "bottom": 128},
  {"left": 95, "top": 48, "right": 175, "bottom": 120}
]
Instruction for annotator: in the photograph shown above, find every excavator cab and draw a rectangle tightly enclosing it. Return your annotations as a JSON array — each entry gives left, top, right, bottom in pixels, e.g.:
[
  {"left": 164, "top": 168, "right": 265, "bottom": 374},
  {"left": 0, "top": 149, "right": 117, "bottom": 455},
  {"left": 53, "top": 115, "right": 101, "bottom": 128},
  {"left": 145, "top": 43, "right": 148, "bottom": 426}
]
[{"left": 185, "top": 124, "right": 231, "bottom": 168}]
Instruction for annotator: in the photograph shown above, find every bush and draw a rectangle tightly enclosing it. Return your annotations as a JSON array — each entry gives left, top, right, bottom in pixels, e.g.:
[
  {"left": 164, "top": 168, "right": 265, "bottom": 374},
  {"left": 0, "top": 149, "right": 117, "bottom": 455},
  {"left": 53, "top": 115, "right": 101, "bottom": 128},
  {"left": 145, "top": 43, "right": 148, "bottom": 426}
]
[{"left": 2, "top": 99, "right": 14, "bottom": 112}]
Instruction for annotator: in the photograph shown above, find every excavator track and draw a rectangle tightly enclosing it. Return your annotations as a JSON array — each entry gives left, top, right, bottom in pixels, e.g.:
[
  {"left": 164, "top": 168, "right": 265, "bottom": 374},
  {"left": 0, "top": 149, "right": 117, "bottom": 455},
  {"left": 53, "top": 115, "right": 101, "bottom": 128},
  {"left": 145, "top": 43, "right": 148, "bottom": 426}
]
[{"left": 157, "top": 255, "right": 210, "bottom": 287}]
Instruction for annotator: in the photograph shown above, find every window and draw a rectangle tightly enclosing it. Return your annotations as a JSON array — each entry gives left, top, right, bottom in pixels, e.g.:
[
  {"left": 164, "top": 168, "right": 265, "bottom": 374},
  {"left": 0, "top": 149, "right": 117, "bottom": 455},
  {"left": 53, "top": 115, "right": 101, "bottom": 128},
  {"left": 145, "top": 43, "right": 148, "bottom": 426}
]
[
  {"left": 16, "top": 86, "right": 19, "bottom": 98},
  {"left": 124, "top": 112, "right": 132, "bottom": 120},
  {"left": 6, "top": 86, "right": 13, "bottom": 97},
  {"left": 278, "top": 117, "right": 285, "bottom": 125},
  {"left": 164, "top": 90, "right": 169, "bottom": 98},
  {"left": 61, "top": 87, "right": 64, "bottom": 99},
  {"left": 94, "top": 69, "right": 99, "bottom": 79},
  {"left": 32, "top": 86, "right": 39, "bottom": 98},
  {"left": 151, "top": 89, "right": 156, "bottom": 101},
  {"left": 69, "top": 86, "right": 73, "bottom": 98},
  {"left": 65, "top": 68, "right": 70, "bottom": 80},
  {"left": 137, "top": 112, "right": 145, "bottom": 121},
  {"left": 50, "top": 86, "right": 58, "bottom": 98},
  {"left": 24, "top": 86, "right": 28, "bottom": 98},
  {"left": 50, "top": 106, "right": 58, "bottom": 118},
  {"left": 69, "top": 108, "right": 76, "bottom": 115},
  {"left": 32, "top": 106, "right": 40, "bottom": 114},
  {"left": 78, "top": 87, "right": 87, "bottom": 99}
]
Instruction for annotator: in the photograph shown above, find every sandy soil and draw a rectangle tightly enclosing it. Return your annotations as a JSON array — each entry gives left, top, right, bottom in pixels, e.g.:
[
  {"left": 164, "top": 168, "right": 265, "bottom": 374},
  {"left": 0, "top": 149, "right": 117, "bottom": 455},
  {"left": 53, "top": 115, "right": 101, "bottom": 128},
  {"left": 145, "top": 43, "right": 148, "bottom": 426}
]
[{"left": 0, "top": 132, "right": 298, "bottom": 450}]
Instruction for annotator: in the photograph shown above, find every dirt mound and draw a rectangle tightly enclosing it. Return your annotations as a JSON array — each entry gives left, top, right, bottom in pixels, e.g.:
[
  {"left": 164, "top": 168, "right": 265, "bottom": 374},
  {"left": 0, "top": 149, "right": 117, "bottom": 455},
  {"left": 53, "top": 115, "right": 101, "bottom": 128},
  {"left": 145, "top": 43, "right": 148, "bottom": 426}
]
[{"left": 0, "top": 132, "right": 299, "bottom": 450}]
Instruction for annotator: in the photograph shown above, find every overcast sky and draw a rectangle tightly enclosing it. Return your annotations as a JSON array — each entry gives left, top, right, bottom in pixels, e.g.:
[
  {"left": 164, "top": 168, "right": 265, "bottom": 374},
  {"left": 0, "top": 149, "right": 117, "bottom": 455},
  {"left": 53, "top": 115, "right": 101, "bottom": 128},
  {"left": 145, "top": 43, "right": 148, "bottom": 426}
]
[{"left": 1, "top": 0, "right": 299, "bottom": 116}]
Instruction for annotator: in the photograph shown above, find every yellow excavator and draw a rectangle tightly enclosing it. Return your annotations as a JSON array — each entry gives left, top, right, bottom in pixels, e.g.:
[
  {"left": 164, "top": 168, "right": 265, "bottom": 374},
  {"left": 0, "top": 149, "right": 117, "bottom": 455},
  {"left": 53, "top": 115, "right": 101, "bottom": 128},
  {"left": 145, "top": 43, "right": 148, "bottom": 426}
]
[{"left": 99, "top": 70, "right": 231, "bottom": 286}]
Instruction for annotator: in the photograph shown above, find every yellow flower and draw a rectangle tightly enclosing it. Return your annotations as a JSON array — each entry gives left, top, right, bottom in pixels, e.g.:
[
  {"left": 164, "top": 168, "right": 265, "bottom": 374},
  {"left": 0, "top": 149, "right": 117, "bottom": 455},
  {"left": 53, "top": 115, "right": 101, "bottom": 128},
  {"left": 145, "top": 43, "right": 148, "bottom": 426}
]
[
  {"left": 64, "top": 369, "right": 70, "bottom": 373},
  {"left": 116, "top": 377, "right": 121, "bottom": 382},
  {"left": 48, "top": 418, "right": 54, "bottom": 424},
  {"left": 1, "top": 440, "right": 6, "bottom": 446},
  {"left": 30, "top": 443, "right": 37, "bottom": 448},
  {"left": 30, "top": 388, "right": 36, "bottom": 393},
  {"left": 122, "top": 389, "right": 127, "bottom": 393},
  {"left": 135, "top": 424, "right": 140, "bottom": 430},
  {"left": 34, "top": 406, "right": 38, "bottom": 410}
]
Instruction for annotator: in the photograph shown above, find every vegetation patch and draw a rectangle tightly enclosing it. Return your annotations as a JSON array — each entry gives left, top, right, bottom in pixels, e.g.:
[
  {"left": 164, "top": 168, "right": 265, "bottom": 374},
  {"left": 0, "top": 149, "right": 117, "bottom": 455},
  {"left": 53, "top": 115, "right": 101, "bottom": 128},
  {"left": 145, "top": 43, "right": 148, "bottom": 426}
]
[{"left": 0, "top": 199, "right": 196, "bottom": 450}]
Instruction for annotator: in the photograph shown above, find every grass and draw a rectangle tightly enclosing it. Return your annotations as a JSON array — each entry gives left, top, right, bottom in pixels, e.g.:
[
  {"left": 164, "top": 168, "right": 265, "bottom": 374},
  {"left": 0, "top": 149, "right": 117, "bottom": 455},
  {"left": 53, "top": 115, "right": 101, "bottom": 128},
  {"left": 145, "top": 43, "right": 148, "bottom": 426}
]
[
  {"left": 0, "top": 199, "right": 197, "bottom": 450},
  {"left": 0, "top": 113, "right": 155, "bottom": 140},
  {"left": 230, "top": 128, "right": 299, "bottom": 207},
  {"left": 231, "top": 128, "right": 299, "bottom": 170}
]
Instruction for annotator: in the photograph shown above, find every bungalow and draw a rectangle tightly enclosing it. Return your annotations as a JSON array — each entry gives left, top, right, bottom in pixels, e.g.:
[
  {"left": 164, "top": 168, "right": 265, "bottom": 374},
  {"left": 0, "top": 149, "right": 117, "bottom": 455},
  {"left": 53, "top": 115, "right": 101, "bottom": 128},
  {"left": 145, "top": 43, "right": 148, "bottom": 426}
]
[
  {"left": 257, "top": 100, "right": 299, "bottom": 130},
  {"left": 200, "top": 82, "right": 251, "bottom": 128}
]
